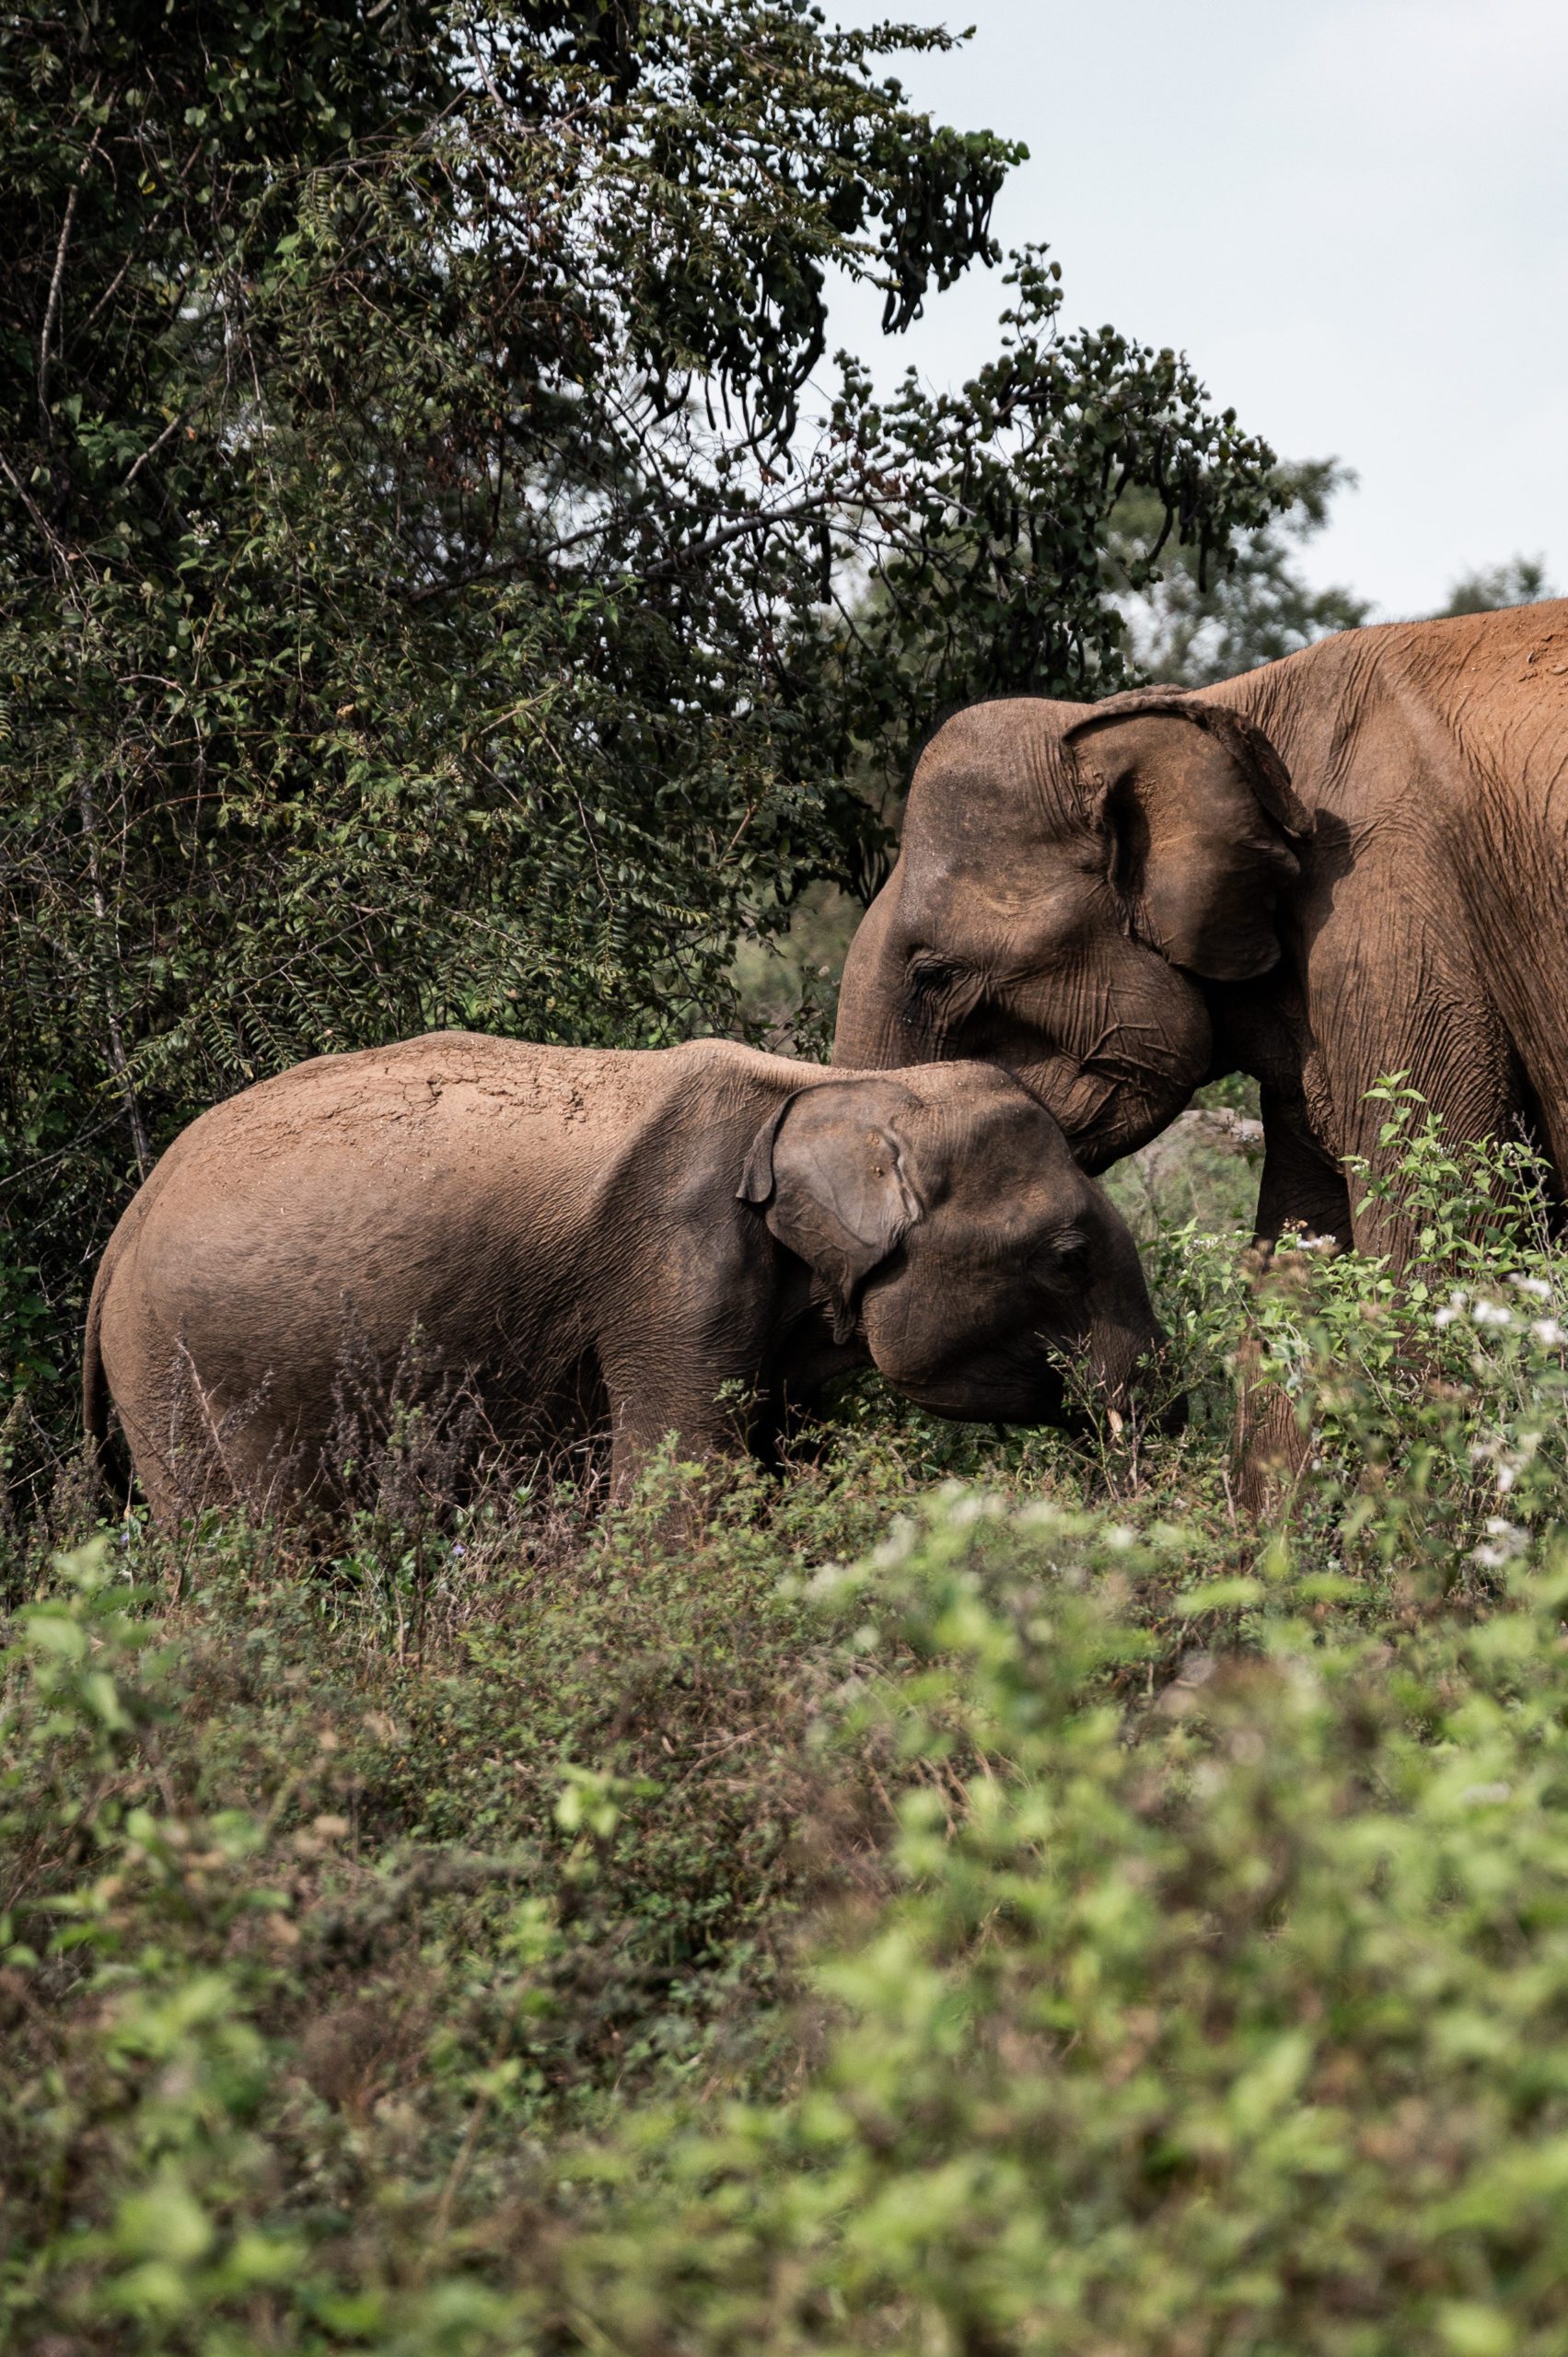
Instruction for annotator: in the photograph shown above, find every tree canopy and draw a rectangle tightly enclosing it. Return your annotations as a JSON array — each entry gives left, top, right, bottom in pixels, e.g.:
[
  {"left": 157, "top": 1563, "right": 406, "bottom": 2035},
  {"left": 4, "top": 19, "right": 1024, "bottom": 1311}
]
[
  {"left": 1, "top": 0, "right": 1285, "bottom": 1400},
  {"left": 1439, "top": 555, "right": 1556, "bottom": 617},
  {"left": 1114, "top": 459, "right": 1370, "bottom": 687}
]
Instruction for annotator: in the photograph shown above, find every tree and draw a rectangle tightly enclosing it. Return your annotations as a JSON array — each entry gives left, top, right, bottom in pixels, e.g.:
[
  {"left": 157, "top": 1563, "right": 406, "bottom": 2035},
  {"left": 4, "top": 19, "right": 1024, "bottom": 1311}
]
[
  {"left": 0, "top": 0, "right": 1283, "bottom": 1412},
  {"left": 1439, "top": 556, "right": 1556, "bottom": 616},
  {"left": 1112, "top": 459, "right": 1370, "bottom": 687}
]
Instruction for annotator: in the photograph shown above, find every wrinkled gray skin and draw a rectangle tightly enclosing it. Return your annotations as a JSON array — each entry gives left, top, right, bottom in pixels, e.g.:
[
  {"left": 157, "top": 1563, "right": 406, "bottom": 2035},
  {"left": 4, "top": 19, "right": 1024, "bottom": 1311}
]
[
  {"left": 836, "top": 602, "right": 1568, "bottom": 1260},
  {"left": 85, "top": 1033, "right": 1167, "bottom": 1521}
]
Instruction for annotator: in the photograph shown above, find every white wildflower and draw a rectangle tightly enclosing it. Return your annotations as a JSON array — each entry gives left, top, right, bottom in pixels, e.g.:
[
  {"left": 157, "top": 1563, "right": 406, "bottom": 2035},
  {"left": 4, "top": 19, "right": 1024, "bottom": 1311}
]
[
  {"left": 1472, "top": 1515, "right": 1527, "bottom": 1565},
  {"left": 1532, "top": 1318, "right": 1568, "bottom": 1348},
  {"left": 1458, "top": 1782, "right": 1513, "bottom": 1805},
  {"left": 1472, "top": 1299, "right": 1513, "bottom": 1328},
  {"left": 1511, "top": 1274, "right": 1553, "bottom": 1301},
  {"left": 1017, "top": 1501, "right": 1066, "bottom": 1531},
  {"left": 869, "top": 1516, "right": 916, "bottom": 1570}
]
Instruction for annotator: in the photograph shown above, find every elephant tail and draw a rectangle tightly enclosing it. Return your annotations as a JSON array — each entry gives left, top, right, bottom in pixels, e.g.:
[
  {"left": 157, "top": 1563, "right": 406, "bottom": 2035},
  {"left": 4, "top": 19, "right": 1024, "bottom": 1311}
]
[{"left": 82, "top": 1248, "right": 128, "bottom": 1505}]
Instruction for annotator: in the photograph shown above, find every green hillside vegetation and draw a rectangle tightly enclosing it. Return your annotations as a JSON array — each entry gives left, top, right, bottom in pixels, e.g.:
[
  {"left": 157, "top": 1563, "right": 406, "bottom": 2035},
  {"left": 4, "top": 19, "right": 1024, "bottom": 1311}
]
[{"left": 9, "top": 1111, "right": 1568, "bottom": 2351}]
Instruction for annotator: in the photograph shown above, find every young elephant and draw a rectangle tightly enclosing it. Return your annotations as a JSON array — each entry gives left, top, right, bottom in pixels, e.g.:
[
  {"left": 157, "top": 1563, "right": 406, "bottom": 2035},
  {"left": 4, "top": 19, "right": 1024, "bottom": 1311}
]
[{"left": 84, "top": 1033, "right": 1171, "bottom": 1520}]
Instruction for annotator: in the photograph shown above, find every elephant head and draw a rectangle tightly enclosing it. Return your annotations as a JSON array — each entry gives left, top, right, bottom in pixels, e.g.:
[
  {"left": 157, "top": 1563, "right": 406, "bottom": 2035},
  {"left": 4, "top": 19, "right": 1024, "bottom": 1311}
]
[
  {"left": 833, "top": 692, "right": 1309, "bottom": 1171},
  {"left": 739, "top": 1063, "right": 1174, "bottom": 1428}
]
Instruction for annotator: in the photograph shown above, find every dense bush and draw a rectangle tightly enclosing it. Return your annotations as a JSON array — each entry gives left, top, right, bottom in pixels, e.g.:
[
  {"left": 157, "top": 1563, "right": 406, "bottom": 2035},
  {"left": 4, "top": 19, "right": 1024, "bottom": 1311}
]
[
  {"left": 570, "top": 1496, "right": 1568, "bottom": 2356},
  {"left": 6, "top": 1120, "right": 1568, "bottom": 2350}
]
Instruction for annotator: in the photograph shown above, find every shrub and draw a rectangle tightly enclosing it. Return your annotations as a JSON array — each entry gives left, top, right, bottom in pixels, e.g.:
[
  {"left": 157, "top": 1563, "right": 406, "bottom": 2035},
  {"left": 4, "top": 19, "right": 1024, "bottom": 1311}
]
[
  {"left": 0, "top": 1434, "right": 1042, "bottom": 2349},
  {"left": 567, "top": 1495, "right": 1568, "bottom": 2355},
  {"left": 6, "top": 1104, "right": 1568, "bottom": 2351}
]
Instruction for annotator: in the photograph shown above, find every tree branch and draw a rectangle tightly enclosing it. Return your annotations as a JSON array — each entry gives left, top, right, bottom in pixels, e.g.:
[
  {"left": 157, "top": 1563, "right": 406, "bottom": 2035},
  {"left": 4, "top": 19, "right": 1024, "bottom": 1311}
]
[
  {"left": 639, "top": 491, "right": 842, "bottom": 580},
  {"left": 122, "top": 403, "right": 194, "bottom": 491},
  {"left": 404, "top": 486, "right": 853, "bottom": 606},
  {"left": 39, "top": 187, "right": 79, "bottom": 435},
  {"left": 0, "top": 442, "right": 82, "bottom": 582},
  {"left": 38, "top": 124, "right": 105, "bottom": 435}
]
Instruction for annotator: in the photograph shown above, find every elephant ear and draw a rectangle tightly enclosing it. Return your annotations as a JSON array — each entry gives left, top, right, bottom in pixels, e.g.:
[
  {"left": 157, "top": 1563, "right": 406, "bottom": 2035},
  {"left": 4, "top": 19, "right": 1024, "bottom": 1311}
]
[
  {"left": 1063, "top": 694, "right": 1310, "bottom": 981},
  {"left": 738, "top": 1081, "right": 925, "bottom": 1345}
]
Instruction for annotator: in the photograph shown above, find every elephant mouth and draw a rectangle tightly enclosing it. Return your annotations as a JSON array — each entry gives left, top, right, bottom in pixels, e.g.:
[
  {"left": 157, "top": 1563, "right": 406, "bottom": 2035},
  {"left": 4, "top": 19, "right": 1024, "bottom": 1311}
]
[
  {"left": 1012, "top": 1052, "right": 1192, "bottom": 1173},
  {"left": 938, "top": 987, "right": 1211, "bottom": 1176},
  {"left": 901, "top": 1370, "right": 1072, "bottom": 1428},
  {"left": 904, "top": 1372, "right": 1185, "bottom": 1442},
  {"left": 900, "top": 1338, "right": 1182, "bottom": 1438}
]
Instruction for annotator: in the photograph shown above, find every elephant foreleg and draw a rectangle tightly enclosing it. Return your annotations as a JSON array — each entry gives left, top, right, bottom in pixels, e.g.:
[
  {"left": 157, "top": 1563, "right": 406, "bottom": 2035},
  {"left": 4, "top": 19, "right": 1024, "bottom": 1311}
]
[
  {"left": 1252, "top": 1086, "right": 1353, "bottom": 1249},
  {"left": 603, "top": 1352, "right": 767, "bottom": 1505},
  {"left": 1306, "top": 897, "right": 1517, "bottom": 1262}
]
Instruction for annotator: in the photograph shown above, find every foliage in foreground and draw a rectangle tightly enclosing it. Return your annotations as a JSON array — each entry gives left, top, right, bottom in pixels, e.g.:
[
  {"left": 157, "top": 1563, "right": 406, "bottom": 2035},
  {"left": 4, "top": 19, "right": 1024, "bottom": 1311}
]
[
  {"left": 7, "top": 1122, "right": 1568, "bottom": 2350},
  {"left": 584, "top": 1515, "right": 1568, "bottom": 2357}
]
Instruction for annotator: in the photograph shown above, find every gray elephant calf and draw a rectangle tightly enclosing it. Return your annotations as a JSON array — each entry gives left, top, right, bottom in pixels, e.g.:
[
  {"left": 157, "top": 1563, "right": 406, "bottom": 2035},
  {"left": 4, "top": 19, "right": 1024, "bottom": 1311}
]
[{"left": 85, "top": 1033, "right": 1169, "bottom": 1519}]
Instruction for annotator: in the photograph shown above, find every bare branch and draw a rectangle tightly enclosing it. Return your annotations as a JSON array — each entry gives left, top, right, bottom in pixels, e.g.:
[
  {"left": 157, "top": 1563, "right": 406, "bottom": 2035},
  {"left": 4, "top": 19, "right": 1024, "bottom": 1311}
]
[
  {"left": 39, "top": 188, "right": 80, "bottom": 434},
  {"left": 122, "top": 403, "right": 194, "bottom": 491},
  {"left": 0, "top": 442, "right": 82, "bottom": 583},
  {"left": 38, "top": 125, "right": 105, "bottom": 433},
  {"left": 405, "top": 484, "right": 854, "bottom": 606}
]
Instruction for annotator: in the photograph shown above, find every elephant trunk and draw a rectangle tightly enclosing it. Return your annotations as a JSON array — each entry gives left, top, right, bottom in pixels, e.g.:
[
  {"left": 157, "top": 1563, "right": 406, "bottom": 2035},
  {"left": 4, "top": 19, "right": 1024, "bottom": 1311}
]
[
  {"left": 832, "top": 879, "right": 936, "bottom": 1072},
  {"left": 1086, "top": 1303, "right": 1187, "bottom": 1439}
]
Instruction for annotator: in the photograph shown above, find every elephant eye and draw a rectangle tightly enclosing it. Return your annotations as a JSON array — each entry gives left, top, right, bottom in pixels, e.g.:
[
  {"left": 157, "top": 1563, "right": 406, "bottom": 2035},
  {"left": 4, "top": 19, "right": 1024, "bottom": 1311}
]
[
  {"left": 902, "top": 954, "right": 982, "bottom": 1025},
  {"left": 1031, "top": 1228, "right": 1089, "bottom": 1281}
]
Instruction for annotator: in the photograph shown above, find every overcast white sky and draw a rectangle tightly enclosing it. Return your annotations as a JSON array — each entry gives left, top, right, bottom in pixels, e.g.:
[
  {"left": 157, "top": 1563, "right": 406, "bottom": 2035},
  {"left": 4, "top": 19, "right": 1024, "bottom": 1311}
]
[{"left": 822, "top": 0, "right": 1568, "bottom": 619}]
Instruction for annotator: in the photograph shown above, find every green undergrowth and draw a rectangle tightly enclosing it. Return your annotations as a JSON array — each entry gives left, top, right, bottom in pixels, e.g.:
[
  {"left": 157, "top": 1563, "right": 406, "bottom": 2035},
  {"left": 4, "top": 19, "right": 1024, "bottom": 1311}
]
[{"left": 7, "top": 1109, "right": 1568, "bottom": 2350}]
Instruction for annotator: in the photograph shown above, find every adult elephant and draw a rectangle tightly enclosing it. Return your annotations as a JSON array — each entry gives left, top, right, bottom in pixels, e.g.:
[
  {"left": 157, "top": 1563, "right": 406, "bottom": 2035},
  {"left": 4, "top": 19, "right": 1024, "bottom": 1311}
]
[{"left": 835, "top": 601, "right": 1568, "bottom": 1257}]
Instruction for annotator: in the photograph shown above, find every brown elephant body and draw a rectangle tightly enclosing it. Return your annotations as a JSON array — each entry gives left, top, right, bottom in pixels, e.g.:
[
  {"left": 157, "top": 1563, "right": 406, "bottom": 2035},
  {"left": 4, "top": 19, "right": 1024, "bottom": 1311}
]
[
  {"left": 85, "top": 1031, "right": 1166, "bottom": 1520},
  {"left": 836, "top": 601, "right": 1568, "bottom": 1257}
]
